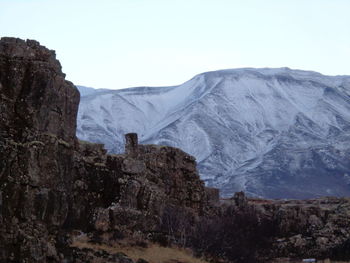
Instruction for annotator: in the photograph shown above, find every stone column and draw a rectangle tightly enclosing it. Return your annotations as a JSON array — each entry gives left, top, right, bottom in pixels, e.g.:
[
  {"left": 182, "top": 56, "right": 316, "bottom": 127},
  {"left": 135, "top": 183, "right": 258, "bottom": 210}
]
[
  {"left": 233, "top": 191, "right": 247, "bottom": 208},
  {"left": 125, "top": 133, "right": 138, "bottom": 157}
]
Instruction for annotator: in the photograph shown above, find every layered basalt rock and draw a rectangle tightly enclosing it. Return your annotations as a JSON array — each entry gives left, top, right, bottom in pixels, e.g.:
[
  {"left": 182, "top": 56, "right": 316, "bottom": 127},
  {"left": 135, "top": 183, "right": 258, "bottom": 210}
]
[
  {"left": 0, "top": 37, "right": 80, "bottom": 262},
  {"left": 268, "top": 197, "right": 350, "bottom": 259},
  {"left": 223, "top": 195, "right": 350, "bottom": 260},
  {"left": 73, "top": 134, "right": 210, "bottom": 235},
  {"left": 0, "top": 37, "right": 215, "bottom": 262},
  {"left": 0, "top": 37, "right": 79, "bottom": 144}
]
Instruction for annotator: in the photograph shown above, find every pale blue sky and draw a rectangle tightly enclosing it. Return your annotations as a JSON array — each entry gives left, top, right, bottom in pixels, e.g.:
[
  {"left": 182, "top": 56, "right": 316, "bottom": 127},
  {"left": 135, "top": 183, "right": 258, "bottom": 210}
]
[{"left": 1, "top": 0, "right": 350, "bottom": 89}]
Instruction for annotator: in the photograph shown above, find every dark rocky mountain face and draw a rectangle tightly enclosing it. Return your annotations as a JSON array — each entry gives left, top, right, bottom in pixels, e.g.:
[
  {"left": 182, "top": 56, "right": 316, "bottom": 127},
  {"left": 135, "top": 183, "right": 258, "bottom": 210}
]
[
  {"left": 0, "top": 37, "right": 350, "bottom": 263},
  {"left": 0, "top": 37, "right": 80, "bottom": 261},
  {"left": 0, "top": 37, "right": 79, "bottom": 144}
]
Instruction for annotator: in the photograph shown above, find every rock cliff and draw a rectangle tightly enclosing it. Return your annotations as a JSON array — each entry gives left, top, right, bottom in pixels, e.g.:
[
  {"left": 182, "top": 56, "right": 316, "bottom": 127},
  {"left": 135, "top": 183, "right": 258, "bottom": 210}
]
[
  {"left": 0, "top": 37, "right": 80, "bottom": 262},
  {"left": 0, "top": 37, "right": 215, "bottom": 263}
]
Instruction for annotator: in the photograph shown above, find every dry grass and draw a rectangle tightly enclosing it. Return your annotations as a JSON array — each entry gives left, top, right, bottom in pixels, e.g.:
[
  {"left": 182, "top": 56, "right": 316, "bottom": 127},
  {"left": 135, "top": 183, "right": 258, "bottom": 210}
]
[
  {"left": 118, "top": 244, "right": 208, "bottom": 263},
  {"left": 71, "top": 235, "right": 350, "bottom": 263},
  {"left": 71, "top": 235, "right": 208, "bottom": 263}
]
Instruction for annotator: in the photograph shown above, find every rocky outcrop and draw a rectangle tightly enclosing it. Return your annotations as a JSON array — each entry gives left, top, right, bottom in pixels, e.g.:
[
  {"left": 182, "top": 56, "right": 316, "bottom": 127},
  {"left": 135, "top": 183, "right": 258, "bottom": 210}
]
[
  {"left": 0, "top": 37, "right": 79, "bottom": 144},
  {"left": 73, "top": 134, "right": 210, "bottom": 235},
  {"left": 0, "top": 37, "right": 214, "bottom": 262},
  {"left": 223, "top": 196, "right": 350, "bottom": 260},
  {"left": 0, "top": 37, "right": 80, "bottom": 262},
  {"left": 269, "top": 197, "right": 350, "bottom": 259}
]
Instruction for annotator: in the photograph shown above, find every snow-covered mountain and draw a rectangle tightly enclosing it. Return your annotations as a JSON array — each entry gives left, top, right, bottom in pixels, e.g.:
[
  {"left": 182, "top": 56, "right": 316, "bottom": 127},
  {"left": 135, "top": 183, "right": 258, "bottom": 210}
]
[{"left": 77, "top": 68, "right": 350, "bottom": 199}]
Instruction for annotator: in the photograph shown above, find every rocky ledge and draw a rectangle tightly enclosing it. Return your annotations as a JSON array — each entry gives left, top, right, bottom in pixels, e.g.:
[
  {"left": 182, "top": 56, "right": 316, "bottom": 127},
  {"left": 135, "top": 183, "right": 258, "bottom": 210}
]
[
  {"left": 0, "top": 37, "right": 349, "bottom": 263},
  {"left": 224, "top": 194, "right": 350, "bottom": 261}
]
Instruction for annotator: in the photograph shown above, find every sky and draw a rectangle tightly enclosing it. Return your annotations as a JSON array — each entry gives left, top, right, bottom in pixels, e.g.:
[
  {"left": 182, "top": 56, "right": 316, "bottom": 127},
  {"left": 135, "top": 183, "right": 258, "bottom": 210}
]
[{"left": 1, "top": 0, "right": 350, "bottom": 90}]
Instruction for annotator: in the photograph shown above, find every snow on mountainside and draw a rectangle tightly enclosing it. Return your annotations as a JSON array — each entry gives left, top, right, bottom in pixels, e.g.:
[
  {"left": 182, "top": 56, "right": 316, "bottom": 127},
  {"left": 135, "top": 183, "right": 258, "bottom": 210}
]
[
  {"left": 77, "top": 85, "right": 107, "bottom": 96},
  {"left": 77, "top": 68, "right": 350, "bottom": 199}
]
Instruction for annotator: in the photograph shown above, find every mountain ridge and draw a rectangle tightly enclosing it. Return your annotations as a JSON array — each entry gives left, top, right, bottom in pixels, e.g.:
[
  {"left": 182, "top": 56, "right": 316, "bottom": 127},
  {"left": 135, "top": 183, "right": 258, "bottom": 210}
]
[{"left": 77, "top": 67, "right": 350, "bottom": 199}]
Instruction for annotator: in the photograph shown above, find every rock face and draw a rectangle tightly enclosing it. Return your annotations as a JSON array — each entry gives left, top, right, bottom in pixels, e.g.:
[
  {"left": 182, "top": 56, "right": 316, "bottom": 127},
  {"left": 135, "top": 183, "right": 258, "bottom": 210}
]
[
  {"left": 238, "top": 197, "right": 350, "bottom": 259},
  {"left": 0, "top": 37, "right": 80, "bottom": 262},
  {"left": 0, "top": 37, "right": 79, "bottom": 144},
  {"left": 0, "top": 37, "right": 214, "bottom": 263},
  {"left": 73, "top": 136, "right": 209, "bottom": 235},
  {"left": 270, "top": 197, "right": 350, "bottom": 259}
]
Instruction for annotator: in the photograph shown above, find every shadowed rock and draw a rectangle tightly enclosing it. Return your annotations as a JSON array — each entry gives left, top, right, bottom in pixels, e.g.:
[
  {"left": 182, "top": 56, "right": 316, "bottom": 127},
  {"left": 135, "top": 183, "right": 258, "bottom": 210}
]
[
  {"left": 0, "top": 37, "right": 79, "bottom": 144},
  {"left": 125, "top": 133, "right": 138, "bottom": 157}
]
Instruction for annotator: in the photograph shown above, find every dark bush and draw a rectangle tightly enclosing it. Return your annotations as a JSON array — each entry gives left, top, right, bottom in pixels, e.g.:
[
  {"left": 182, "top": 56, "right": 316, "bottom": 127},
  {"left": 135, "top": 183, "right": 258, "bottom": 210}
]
[
  {"left": 111, "top": 230, "right": 125, "bottom": 240},
  {"left": 135, "top": 240, "right": 148, "bottom": 248},
  {"left": 151, "top": 233, "right": 170, "bottom": 247},
  {"left": 158, "top": 205, "right": 277, "bottom": 262},
  {"left": 159, "top": 205, "right": 194, "bottom": 247},
  {"left": 190, "top": 206, "right": 277, "bottom": 263},
  {"left": 330, "top": 238, "right": 350, "bottom": 261}
]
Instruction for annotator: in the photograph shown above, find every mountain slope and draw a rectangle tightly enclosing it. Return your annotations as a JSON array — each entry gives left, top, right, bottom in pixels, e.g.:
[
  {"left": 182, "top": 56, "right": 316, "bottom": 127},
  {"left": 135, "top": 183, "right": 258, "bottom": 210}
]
[{"left": 77, "top": 68, "right": 350, "bottom": 198}]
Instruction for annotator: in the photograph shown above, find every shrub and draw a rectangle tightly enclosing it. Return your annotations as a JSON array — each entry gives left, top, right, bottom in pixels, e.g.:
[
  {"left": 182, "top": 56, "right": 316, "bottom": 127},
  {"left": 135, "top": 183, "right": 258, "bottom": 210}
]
[
  {"left": 158, "top": 205, "right": 277, "bottom": 262},
  {"left": 159, "top": 205, "right": 194, "bottom": 247},
  {"left": 191, "top": 206, "right": 277, "bottom": 263}
]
